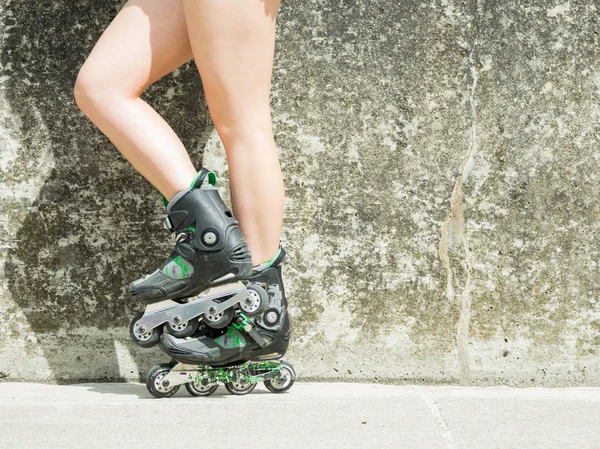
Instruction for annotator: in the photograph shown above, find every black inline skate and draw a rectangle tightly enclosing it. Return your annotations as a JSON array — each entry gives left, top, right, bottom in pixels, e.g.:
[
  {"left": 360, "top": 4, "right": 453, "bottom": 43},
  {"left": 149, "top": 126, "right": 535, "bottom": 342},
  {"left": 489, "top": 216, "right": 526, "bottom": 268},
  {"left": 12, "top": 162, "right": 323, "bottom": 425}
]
[
  {"left": 129, "top": 168, "right": 264, "bottom": 347},
  {"left": 145, "top": 247, "right": 295, "bottom": 398}
]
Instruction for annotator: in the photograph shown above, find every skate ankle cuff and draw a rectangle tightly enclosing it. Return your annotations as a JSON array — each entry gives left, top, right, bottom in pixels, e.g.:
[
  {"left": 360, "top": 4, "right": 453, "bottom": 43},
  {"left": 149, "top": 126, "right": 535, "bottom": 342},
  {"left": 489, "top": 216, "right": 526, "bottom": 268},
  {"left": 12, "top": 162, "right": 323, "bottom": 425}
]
[
  {"left": 189, "top": 168, "right": 216, "bottom": 190},
  {"left": 252, "top": 246, "right": 286, "bottom": 273},
  {"left": 160, "top": 168, "right": 217, "bottom": 211}
]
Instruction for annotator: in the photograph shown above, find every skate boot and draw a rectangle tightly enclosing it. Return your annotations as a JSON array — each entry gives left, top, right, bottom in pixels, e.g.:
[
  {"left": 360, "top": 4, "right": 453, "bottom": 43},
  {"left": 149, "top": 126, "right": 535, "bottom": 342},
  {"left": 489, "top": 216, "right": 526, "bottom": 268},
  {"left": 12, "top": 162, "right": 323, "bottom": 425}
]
[
  {"left": 145, "top": 246, "right": 295, "bottom": 398},
  {"left": 129, "top": 168, "right": 264, "bottom": 348}
]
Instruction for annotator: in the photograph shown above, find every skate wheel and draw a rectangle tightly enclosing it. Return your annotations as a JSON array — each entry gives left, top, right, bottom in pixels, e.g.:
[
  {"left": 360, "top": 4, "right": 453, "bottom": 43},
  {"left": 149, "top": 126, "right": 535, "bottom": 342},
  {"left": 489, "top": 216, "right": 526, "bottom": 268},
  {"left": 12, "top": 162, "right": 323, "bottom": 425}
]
[
  {"left": 240, "top": 284, "right": 269, "bottom": 317},
  {"left": 146, "top": 363, "right": 180, "bottom": 398},
  {"left": 185, "top": 380, "right": 219, "bottom": 397},
  {"left": 130, "top": 311, "right": 162, "bottom": 348},
  {"left": 166, "top": 317, "right": 199, "bottom": 338},
  {"left": 225, "top": 380, "right": 257, "bottom": 395},
  {"left": 264, "top": 361, "right": 296, "bottom": 394},
  {"left": 203, "top": 308, "right": 234, "bottom": 329}
]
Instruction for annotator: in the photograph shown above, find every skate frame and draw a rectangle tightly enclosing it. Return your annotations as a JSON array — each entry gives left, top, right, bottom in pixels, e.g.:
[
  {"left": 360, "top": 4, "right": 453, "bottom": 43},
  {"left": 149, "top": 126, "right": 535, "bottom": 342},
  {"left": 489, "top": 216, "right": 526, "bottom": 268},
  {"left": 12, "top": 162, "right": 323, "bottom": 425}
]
[
  {"left": 163, "top": 361, "right": 283, "bottom": 387},
  {"left": 137, "top": 281, "right": 248, "bottom": 333}
]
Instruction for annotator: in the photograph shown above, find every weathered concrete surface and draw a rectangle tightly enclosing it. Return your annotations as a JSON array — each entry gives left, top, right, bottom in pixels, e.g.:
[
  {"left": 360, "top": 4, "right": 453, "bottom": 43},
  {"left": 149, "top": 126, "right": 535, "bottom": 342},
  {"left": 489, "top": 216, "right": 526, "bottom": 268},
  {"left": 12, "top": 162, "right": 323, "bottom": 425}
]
[
  {"left": 3, "top": 382, "right": 600, "bottom": 449},
  {"left": 0, "top": 0, "right": 599, "bottom": 385}
]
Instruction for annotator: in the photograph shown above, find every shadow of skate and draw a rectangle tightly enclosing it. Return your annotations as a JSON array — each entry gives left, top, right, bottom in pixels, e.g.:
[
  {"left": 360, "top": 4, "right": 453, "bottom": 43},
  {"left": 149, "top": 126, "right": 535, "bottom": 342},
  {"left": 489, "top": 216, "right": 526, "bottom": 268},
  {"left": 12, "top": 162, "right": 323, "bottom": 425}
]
[
  {"left": 3, "top": 0, "right": 213, "bottom": 383},
  {"left": 77, "top": 382, "right": 273, "bottom": 399},
  {"left": 77, "top": 383, "right": 150, "bottom": 398}
]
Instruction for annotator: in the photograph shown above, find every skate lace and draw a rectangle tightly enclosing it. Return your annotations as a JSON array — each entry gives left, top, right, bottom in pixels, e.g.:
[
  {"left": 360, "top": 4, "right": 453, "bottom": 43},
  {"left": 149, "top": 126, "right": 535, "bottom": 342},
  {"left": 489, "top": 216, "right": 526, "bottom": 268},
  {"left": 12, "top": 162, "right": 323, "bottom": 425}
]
[{"left": 171, "top": 232, "right": 188, "bottom": 244}]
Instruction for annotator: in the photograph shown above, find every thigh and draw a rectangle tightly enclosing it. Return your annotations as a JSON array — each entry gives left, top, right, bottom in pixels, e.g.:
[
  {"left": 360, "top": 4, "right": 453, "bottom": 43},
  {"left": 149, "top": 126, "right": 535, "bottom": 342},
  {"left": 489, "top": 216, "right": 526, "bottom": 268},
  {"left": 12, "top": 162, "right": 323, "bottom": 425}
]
[
  {"left": 78, "top": 0, "right": 193, "bottom": 97},
  {"left": 182, "top": 0, "right": 280, "bottom": 131}
]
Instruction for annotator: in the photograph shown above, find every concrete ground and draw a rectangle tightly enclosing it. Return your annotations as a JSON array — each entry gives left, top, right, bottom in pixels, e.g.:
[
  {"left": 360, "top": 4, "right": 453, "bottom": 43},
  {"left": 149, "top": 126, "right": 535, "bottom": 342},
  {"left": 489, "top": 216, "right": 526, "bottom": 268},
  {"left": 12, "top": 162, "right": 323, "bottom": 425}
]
[{"left": 1, "top": 382, "right": 599, "bottom": 449}]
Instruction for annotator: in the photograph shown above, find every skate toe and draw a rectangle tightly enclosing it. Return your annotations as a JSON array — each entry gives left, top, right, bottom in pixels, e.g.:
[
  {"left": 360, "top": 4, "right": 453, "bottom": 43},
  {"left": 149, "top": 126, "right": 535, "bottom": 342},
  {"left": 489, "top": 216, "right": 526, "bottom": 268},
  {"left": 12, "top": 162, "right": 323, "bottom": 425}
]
[{"left": 159, "top": 333, "right": 214, "bottom": 364}]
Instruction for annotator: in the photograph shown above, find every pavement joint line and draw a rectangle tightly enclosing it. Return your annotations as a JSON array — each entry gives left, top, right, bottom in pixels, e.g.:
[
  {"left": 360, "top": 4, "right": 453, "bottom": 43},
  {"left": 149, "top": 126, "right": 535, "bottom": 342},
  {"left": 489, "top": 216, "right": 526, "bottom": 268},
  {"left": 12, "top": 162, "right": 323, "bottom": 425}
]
[{"left": 416, "top": 387, "right": 458, "bottom": 449}]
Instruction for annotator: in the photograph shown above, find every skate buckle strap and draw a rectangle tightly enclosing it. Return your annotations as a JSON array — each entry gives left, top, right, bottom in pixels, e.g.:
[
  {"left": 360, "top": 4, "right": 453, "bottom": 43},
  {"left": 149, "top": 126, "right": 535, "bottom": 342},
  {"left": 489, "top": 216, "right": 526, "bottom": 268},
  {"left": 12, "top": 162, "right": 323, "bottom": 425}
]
[
  {"left": 233, "top": 314, "right": 268, "bottom": 348},
  {"left": 164, "top": 216, "right": 174, "bottom": 232}
]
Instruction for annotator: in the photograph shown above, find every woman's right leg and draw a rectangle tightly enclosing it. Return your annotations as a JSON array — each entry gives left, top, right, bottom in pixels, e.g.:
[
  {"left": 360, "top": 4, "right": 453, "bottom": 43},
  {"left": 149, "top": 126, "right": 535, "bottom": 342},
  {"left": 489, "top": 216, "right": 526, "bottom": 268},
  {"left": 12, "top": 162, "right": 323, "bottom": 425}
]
[{"left": 74, "top": 0, "right": 196, "bottom": 201}]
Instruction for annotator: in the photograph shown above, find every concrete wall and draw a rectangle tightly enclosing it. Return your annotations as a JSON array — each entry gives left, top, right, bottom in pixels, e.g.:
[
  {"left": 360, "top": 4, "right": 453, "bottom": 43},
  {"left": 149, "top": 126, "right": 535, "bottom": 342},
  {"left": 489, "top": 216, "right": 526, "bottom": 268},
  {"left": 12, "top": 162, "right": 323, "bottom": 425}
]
[{"left": 0, "top": 0, "right": 599, "bottom": 386}]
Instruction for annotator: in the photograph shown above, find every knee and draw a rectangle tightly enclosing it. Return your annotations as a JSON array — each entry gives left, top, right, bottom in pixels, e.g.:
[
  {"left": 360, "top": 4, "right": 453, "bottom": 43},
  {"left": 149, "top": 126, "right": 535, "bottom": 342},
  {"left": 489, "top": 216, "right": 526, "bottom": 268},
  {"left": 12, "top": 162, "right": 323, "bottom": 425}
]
[
  {"left": 73, "top": 65, "right": 103, "bottom": 113},
  {"left": 213, "top": 115, "right": 274, "bottom": 149},
  {"left": 73, "top": 63, "right": 143, "bottom": 113}
]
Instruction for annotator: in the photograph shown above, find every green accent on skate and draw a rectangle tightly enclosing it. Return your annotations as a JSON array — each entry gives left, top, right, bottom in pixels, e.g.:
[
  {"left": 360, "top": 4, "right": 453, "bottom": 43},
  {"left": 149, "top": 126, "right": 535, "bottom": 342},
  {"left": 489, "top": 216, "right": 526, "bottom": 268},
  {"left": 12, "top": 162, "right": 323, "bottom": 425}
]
[
  {"left": 232, "top": 313, "right": 250, "bottom": 331},
  {"left": 187, "top": 361, "right": 281, "bottom": 385},
  {"left": 163, "top": 255, "right": 194, "bottom": 279},
  {"left": 185, "top": 226, "right": 196, "bottom": 232},
  {"left": 229, "top": 327, "right": 244, "bottom": 348},
  {"left": 208, "top": 171, "right": 216, "bottom": 186},
  {"left": 161, "top": 195, "right": 168, "bottom": 208},
  {"left": 189, "top": 170, "right": 217, "bottom": 189},
  {"left": 174, "top": 256, "right": 190, "bottom": 277},
  {"left": 215, "top": 326, "right": 246, "bottom": 349},
  {"left": 251, "top": 246, "right": 282, "bottom": 274}
]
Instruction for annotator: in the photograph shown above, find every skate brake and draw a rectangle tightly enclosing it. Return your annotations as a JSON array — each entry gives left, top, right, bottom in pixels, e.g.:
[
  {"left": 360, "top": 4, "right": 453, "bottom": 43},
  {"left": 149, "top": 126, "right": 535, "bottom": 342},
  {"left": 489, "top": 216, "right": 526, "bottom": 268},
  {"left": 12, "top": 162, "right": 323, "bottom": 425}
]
[{"left": 233, "top": 314, "right": 268, "bottom": 348}]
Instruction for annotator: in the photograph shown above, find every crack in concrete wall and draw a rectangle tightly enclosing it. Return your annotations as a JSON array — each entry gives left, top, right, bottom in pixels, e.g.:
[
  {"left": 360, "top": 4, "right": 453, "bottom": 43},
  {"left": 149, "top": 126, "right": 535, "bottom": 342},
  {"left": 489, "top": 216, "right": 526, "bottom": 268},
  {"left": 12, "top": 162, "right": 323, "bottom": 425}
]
[{"left": 439, "top": 0, "right": 484, "bottom": 384}]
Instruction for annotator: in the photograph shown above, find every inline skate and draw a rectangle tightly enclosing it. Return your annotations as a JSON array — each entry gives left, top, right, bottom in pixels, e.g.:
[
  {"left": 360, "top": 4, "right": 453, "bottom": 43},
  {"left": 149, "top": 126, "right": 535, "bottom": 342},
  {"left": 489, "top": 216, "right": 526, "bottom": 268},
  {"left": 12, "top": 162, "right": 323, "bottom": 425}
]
[
  {"left": 145, "top": 247, "right": 294, "bottom": 397},
  {"left": 129, "top": 168, "right": 262, "bottom": 347}
]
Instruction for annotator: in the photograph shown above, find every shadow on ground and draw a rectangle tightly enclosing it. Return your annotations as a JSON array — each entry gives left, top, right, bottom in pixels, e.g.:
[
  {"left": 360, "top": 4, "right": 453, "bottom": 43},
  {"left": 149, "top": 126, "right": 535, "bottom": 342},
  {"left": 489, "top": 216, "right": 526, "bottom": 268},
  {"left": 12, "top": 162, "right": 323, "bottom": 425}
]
[{"left": 79, "top": 383, "right": 273, "bottom": 399}]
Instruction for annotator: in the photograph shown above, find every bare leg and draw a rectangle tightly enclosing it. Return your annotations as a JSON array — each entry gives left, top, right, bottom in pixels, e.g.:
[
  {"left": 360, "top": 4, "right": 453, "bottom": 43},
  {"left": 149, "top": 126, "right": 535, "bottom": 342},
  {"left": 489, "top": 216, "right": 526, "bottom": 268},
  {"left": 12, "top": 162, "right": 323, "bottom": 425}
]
[
  {"left": 183, "top": 0, "right": 284, "bottom": 265},
  {"left": 74, "top": 0, "right": 197, "bottom": 201}
]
